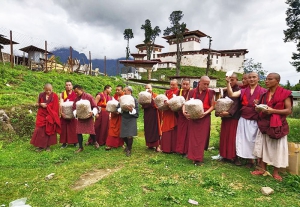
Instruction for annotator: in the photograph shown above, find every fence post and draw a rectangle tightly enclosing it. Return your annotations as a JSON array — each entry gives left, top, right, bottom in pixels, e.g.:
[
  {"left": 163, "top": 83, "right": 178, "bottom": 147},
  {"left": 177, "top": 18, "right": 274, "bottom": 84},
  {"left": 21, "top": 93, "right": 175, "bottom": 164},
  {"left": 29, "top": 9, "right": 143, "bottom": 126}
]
[
  {"left": 104, "top": 55, "right": 106, "bottom": 76},
  {"left": 10, "top": 30, "right": 14, "bottom": 68},
  {"left": 70, "top": 46, "right": 73, "bottom": 72},
  {"left": 89, "top": 51, "right": 92, "bottom": 75},
  {"left": 45, "top": 40, "right": 47, "bottom": 72}
]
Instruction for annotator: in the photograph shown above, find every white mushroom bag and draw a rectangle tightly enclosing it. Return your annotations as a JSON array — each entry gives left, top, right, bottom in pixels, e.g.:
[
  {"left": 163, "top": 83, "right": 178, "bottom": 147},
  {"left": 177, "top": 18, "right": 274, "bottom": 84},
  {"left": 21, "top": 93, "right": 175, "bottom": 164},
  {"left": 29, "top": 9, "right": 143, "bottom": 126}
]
[
  {"left": 167, "top": 94, "right": 185, "bottom": 112},
  {"left": 154, "top": 94, "right": 169, "bottom": 111},
  {"left": 119, "top": 95, "right": 135, "bottom": 112},
  {"left": 61, "top": 101, "right": 74, "bottom": 119},
  {"left": 76, "top": 100, "right": 91, "bottom": 119},
  {"left": 106, "top": 98, "right": 119, "bottom": 112},
  {"left": 138, "top": 91, "right": 152, "bottom": 105},
  {"left": 215, "top": 96, "right": 234, "bottom": 113},
  {"left": 184, "top": 98, "right": 204, "bottom": 119}
]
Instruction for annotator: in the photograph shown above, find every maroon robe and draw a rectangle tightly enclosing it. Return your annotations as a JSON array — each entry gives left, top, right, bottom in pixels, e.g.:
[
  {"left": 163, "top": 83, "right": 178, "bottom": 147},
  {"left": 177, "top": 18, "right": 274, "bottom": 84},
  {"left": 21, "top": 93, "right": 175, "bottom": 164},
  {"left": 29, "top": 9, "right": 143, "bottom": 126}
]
[
  {"left": 257, "top": 87, "right": 292, "bottom": 138},
  {"left": 92, "top": 92, "right": 112, "bottom": 145},
  {"left": 73, "top": 92, "right": 97, "bottom": 135},
  {"left": 30, "top": 92, "right": 61, "bottom": 148},
  {"left": 240, "top": 85, "right": 267, "bottom": 120},
  {"left": 142, "top": 92, "right": 161, "bottom": 148},
  {"left": 187, "top": 88, "right": 215, "bottom": 162},
  {"left": 59, "top": 90, "right": 78, "bottom": 144},
  {"left": 175, "top": 89, "right": 190, "bottom": 154},
  {"left": 219, "top": 84, "right": 241, "bottom": 160}
]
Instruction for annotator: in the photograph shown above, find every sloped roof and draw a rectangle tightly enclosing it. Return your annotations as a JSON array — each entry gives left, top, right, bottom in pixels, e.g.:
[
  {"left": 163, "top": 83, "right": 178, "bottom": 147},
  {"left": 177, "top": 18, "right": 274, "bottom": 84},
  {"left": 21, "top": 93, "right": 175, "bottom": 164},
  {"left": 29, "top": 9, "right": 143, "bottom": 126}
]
[
  {"left": 0, "top": 34, "right": 18, "bottom": 45},
  {"left": 19, "top": 45, "right": 52, "bottom": 54}
]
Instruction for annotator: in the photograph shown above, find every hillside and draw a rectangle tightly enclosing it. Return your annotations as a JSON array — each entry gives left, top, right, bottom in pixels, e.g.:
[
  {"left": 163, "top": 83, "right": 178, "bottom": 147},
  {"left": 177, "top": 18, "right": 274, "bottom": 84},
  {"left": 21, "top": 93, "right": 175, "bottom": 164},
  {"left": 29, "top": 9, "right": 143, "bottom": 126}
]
[{"left": 142, "top": 66, "right": 243, "bottom": 87}]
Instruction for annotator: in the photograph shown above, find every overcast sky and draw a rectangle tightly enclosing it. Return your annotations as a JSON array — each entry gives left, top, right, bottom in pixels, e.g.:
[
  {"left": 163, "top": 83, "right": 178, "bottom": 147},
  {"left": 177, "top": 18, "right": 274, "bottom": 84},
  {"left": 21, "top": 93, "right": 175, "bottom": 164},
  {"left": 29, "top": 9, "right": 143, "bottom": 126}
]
[{"left": 0, "top": 0, "right": 299, "bottom": 85}]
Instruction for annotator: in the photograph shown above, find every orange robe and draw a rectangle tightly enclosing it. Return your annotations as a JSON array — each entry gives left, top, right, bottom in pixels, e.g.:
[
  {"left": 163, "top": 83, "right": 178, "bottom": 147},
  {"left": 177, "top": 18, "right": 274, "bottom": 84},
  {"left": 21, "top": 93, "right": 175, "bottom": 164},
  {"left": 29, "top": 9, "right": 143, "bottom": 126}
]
[
  {"left": 160, "top": 88, "right": 179, "bottom": 153},
  {"left": 106, "top": 92, "right": 124, "bottom": 148}
]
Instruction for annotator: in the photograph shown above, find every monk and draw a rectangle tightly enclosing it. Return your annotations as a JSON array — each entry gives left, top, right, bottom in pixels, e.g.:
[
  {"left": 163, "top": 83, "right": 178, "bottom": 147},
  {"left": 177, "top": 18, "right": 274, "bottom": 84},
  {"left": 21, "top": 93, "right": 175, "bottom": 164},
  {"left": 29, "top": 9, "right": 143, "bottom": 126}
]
[
  {"left": 183, "top": 76, "right": 215, "bottom": 166},
  {"left": 90, "top": 85, "right": 112, "bottom": 146},
  {"left": 226, "top": 72, "right": 267, "bottom": 168},
  {"left": 105, "top": 85, "right": 124, "bottom": 150},
  {"left": 239, "top": 73, "right": 249, "bottom": 89},
  {"left": 141, "top": 84, "right": 161, "bottom": 152},
  {"left": 118, "top": 86, "right": 139, "bottom": 156},
  {"left": 175, "top": 78, "right": 191, "bottom": 155},
  {"left": 59, "top": 81, "right": 78, "bottom": 148},
  {"left": 72, "top": 85, "right": 99, "bottom": 153},
  {"left": 160, "top": 79, "right": 179, "bottom": 153},
  {"left": 252, "top": 73, "right": 292, "bottom": 181},
  {"left": 216, "top": 73, "right": 241, "bottom": 163},
  {"left": 31, "top": 83, "right": 61, "bottom": 152}
]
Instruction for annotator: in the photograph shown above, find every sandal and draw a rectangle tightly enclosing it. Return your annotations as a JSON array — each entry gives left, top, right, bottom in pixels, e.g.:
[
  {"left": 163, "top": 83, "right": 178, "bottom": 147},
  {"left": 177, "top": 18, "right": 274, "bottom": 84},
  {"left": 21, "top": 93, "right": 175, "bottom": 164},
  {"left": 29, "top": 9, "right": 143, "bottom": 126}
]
[
  {"left": 251, "top": 170, "right": 265, "bottom": 176},
  {"left": 234, "top": 159, "right": 242, "bottom": 166},
  {"left": 273, "top": 174, "right": 282, "bottom": 182},
  {"left": 105, "top": 147, "right": 111, "bottom": 151}
]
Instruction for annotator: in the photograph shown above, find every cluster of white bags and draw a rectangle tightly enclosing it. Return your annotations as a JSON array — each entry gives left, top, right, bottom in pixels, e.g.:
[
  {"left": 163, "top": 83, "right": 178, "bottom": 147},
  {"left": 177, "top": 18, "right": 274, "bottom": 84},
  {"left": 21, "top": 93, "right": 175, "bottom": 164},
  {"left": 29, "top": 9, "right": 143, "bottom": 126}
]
[
  {"left": 154, "top": 94, "right": 169, "bottom": 111},
  {"left": 106, "top": 98, "right": 119, "bottom": 112},
  {"left": 61, "top": 101, "right": 74, "bottom": 119},
  {"left": 215, "top": 97, "right": 233, "bottom": 113},
  {"left": 184, "top": 98, "right": 204, "bottom": 119},
  {"left": 119, "top": 95, "right": 135, "bottom": 111},
  {"left": 167, "top": 95, "right": 185, "bottom": 112},
  {"left": 76, "top": 100, "right": 91, "bottom": 119},
  {"left": 138, "top": 91, "right": 152, "bottom": 105}
]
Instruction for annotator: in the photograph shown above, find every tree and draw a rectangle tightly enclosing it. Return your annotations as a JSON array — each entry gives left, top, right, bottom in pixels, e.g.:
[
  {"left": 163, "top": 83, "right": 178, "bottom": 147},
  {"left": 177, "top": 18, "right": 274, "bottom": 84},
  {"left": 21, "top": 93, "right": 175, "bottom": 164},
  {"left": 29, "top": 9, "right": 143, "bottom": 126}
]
[
  {"left": 284, "top": 0, "right": 300, "bottom": 72},
  {"left": 123, "top": 29, "right": 134, "bottom": 60},
  {"left": 164, "top": 11, "right": 186, "bottom": 76},
  {"left": 243, "top": 58, "right": 268, "bottom": 85},
  {"left": 141, "top": 19, "right": 161, "bottom": 60}
]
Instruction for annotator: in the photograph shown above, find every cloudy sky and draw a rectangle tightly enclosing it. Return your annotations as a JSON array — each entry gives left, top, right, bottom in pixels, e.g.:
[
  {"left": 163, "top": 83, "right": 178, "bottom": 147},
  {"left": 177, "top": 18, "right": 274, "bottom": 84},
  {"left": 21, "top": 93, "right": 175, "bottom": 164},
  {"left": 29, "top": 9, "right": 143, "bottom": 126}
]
[{"left": 0, "top": 0, "right": 299, "bottom": 85}]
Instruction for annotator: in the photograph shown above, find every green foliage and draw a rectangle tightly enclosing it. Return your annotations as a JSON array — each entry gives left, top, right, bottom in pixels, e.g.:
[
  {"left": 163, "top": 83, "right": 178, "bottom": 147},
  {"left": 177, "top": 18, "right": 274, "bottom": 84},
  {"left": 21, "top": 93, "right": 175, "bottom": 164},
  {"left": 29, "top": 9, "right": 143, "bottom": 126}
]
[
  {"left": 282, "top": 173, "right": 300, "bottom": 192},
  {"left": 243, "top": 58, "right": 267, "bottom": 86},
  {"left": 284, "top": 0, "right": 300, "bottom": 72},
  {"left": 287, "top": 118, "right": 300, "bottom": 142},
  {"left": 123, "top": 28, "right": 134, "bottom": 60},
  {"left": 290, "top": 103, "right": 300, "bottom": 119},
  {"left": 141, "top": 19, "right": 161, "bottom": 60},
  {"left": 164, "top": 10, "right": 187, "bottom": 75},
  {"left": 143, "top": 66, "right": 243, "bottom": 87}
]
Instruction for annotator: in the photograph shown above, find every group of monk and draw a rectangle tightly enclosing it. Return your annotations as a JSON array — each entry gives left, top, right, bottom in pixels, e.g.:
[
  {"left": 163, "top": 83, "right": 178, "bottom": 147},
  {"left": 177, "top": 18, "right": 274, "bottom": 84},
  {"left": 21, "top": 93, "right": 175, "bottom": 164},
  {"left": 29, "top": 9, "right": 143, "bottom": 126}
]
[{"left": 30, "top": 71, "right": 293, "bottom": 181}]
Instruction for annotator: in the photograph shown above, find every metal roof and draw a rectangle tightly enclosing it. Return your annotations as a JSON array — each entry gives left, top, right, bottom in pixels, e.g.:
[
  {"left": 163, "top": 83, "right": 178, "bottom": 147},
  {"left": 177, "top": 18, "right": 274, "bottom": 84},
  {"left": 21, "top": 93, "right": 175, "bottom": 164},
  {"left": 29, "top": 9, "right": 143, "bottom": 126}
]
[
  {"left": 19, "top": 45, "right": 52, "bottom": 54},
  {"left": 0, "top": 34, "right": 18, "bottom": 45}
]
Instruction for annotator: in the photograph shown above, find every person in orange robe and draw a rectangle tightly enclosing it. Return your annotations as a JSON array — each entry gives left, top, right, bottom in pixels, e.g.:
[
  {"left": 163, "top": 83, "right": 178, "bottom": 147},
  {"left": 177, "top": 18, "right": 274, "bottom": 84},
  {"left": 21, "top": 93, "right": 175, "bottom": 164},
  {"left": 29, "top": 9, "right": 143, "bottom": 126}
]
[
  {"left": 59, "top": 81, "right": 78, "bottom": 148},
  {"left": 30, "top": 83, "right": 61, "bottom": 152},
  {"left": 183, "top": 76, "right": 215, "bottom": 166},
  {"left": 105, "top": 85, "right": 125, "bottom": 150},
  {"left": 141, "top": 84, "right": 162, "bottom": 152},
  {"left": 160, "top": 79, "right": 179, "bottom": 153},
  {"left": 175, "top": 78, "right": 191, "bottom": 155}
]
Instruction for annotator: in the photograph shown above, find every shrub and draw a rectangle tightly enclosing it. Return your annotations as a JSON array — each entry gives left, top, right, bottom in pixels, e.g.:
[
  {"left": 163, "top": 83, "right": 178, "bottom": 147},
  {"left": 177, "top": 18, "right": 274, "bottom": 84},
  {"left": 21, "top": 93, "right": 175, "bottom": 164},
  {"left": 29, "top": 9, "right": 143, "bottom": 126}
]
[
  {"left": 288, "top": 118, "right": 300, "bottom": 143},
  {"left": 290, "top": 103, "right": 300, "bottom": 119}
]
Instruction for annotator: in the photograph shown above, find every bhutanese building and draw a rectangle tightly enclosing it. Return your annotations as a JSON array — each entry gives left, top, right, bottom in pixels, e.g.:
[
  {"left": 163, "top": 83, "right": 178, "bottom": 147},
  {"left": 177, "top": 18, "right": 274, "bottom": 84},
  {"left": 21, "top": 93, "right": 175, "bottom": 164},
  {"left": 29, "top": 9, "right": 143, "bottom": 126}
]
[{"left": 135, "top": 28, "right": 248, "bottom": 73}]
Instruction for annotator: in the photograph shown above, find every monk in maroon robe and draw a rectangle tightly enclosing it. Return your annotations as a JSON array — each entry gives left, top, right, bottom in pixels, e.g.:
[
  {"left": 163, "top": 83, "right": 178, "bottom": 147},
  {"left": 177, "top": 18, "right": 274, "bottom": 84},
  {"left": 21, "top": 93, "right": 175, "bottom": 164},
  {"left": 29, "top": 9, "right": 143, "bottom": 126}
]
[
  {"left": 106, "top": 85, "right": 124, "bottom": 150},
  {"left": 252, "top": 73, "right": 292, "bottom": 181},
  {"left": 183, "top": 76, "right": 215, "bottom": 166},
  {"left": 87, "top": 85, "right": 112, "bottom": 146},
  {"left": 141, "top": 84, "right": 162, "bottom": 151},
  {"left": 73, "top": 85, "right": 99, "bottom": 153},
  {"left": 175, "top": 78, "right": 191, "bottom": 155},
  {"left": 31, "top": 83, "right": 61, "bottom": 152},
  {"left": 59, "top": 81, "right": 78, "bottom": 148},
  {"left": 160, "top": 79, "right": 179, "bottom": 153},
  {"left": 216, "top": 74, "right": 241, "bottom": 162}
]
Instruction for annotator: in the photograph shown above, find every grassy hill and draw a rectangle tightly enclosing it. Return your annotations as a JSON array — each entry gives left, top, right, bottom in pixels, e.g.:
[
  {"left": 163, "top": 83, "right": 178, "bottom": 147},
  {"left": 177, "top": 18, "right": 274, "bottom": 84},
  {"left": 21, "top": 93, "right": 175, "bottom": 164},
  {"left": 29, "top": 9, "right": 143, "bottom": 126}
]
[
  {"left": 141, "top": 66, "right": 243, "bottom": 87},
  {"left": 0, "top": 63, "right": 299, "bottom": 206}
]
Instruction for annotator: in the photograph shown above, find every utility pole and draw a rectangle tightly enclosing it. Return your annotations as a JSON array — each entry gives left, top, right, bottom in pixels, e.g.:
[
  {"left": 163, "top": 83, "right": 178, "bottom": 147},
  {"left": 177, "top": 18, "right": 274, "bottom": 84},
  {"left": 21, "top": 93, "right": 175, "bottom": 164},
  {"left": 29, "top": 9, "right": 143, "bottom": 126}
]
[{"left": 206, "top": 36, "right": 212, "bottom": 76}]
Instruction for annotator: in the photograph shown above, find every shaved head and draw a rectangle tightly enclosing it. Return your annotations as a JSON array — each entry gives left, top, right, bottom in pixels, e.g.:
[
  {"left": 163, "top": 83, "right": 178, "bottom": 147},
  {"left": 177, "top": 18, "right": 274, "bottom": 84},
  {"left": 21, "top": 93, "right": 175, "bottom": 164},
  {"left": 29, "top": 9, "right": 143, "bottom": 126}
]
[
  {"left": 200, "top": 76, "right": 210, "bottom": 82},
  {"left": 268, "top": 73, "right": 280, "bottom": 81}
]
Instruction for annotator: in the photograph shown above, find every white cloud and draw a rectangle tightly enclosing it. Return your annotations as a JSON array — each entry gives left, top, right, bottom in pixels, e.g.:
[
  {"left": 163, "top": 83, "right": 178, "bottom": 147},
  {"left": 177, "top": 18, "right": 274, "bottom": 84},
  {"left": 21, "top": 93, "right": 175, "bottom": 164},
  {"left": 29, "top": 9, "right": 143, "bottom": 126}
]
[{"left": 0, "top": 0, "right": 299, "bottom": 85}]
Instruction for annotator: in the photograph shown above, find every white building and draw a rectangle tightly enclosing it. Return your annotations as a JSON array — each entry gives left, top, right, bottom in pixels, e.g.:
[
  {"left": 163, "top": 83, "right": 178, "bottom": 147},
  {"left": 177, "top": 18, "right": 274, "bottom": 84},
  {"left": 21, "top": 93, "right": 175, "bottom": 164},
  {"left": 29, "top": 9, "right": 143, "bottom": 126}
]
[{"left": 135, "top": 29, "right": 248, "bottom": 73}]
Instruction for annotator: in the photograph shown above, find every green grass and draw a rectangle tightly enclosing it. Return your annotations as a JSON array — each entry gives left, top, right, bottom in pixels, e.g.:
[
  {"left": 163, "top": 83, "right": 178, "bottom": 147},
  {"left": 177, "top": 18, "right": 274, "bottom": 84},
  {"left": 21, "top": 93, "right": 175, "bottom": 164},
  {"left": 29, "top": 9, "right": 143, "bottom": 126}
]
[
  {"left": 142, "top": 66, "right": 243, "bottom": 87},
  {"left": 0, "top": 63, "right": 300, "bottom": 206}
]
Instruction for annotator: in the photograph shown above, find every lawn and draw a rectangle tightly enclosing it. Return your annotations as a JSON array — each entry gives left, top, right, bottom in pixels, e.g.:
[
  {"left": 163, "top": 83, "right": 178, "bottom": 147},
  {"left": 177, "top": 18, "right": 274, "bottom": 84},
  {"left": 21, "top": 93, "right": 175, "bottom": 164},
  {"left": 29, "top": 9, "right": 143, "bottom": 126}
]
[{"left": 0, "top": 63, "right": 299, "bottom": 207}]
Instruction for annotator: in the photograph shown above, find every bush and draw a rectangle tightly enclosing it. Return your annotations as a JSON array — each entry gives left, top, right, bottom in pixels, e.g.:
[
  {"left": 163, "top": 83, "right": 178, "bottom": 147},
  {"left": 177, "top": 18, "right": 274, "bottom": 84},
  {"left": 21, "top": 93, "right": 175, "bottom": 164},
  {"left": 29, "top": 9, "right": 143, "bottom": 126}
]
[
  {"left": 288, "top": 118, "right": 300, "bottom": 143},
  {"left": 290, "top": 103, "right": 300, "bottom": 119}
]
